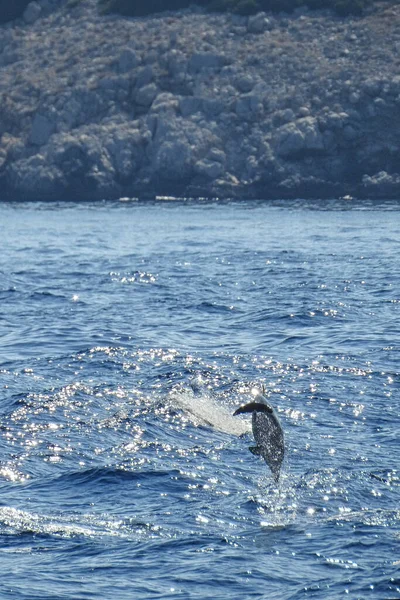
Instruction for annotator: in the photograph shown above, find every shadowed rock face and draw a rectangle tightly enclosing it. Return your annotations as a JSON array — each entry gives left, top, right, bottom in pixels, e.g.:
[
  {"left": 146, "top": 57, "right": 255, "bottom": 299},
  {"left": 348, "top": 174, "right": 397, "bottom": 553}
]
[
  {"left": 1, "top": 0, "right": 400, "bottom": 200},
  {"left": 0, "top": 0, "right": 30, "bottom": 24},
  {"left": 100, "top": 0, "right": 371, "bottom": 18},
  {"left": 100, "top": 0, "right": 212, "bottom": 17}
]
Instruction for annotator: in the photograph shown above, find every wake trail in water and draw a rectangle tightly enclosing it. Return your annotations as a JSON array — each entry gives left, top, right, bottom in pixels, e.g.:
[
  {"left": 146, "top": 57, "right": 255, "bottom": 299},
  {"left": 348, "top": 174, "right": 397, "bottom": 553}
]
[
  {"left": 0, "top": 506, "right": 138, "bottom": 540},
  {"left": 165, "top": 389, "right": 251, "bottom": 436}
]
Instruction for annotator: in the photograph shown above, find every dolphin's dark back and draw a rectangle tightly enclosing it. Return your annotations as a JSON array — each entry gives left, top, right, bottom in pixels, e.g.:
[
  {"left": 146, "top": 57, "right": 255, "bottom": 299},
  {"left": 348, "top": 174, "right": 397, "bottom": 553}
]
[
  {"left": 233, "top": 393, "right": 284, "bottom": 481},
  {"left": 252, "top": 409, "right": 284, "bottom": 481}
]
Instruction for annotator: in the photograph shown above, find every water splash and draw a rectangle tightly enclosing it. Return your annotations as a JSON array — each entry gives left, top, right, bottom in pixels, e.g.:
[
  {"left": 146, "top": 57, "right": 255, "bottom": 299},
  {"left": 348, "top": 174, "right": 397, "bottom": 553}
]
[{"left": 164, "top": 388, "right": 251, "bottom": 436}]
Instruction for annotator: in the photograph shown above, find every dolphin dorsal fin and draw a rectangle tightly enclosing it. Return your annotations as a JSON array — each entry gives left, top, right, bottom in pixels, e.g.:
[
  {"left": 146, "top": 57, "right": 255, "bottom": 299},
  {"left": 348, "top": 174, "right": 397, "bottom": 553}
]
[{"left": 233, "top": 401, "right": 273, "bottom": 416}]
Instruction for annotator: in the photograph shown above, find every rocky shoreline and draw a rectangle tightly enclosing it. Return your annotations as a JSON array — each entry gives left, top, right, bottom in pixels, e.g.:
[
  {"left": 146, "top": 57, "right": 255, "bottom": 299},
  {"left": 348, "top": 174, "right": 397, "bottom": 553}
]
[{"left": 1, "top": 0, "right": 400, "bottom": 200}]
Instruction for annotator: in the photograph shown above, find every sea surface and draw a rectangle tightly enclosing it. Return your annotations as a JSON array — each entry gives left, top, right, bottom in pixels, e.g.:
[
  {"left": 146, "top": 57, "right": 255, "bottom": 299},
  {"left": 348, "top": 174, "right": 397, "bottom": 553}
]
[{"left": 0, "top": 198, "right": 399, "bottom": 599}]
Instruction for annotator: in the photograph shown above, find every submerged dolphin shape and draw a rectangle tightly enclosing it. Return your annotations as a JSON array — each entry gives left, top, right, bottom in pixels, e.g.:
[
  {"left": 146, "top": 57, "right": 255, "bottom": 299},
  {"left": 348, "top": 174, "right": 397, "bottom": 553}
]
[{"left": 233, "top": 392, "right": 284, "bottom": 482}]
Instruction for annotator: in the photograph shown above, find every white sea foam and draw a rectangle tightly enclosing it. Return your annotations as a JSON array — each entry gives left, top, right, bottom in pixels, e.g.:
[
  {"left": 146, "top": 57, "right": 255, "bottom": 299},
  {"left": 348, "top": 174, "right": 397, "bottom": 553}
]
[{"left": 166, "top": 389, "right": 251, "bottom": 436}]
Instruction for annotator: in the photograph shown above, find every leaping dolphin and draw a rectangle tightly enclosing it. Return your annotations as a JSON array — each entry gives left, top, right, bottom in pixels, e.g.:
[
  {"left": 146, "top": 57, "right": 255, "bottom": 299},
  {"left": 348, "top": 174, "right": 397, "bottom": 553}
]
[{"left": 233, "top": 390, "right": 284, "bottom": 482}]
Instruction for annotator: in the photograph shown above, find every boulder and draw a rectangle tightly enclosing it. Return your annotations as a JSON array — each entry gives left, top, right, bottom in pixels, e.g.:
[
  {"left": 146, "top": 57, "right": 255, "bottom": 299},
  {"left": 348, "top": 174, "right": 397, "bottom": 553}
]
[
  {"left": 104, "top": 126, "right": 143, "bottom": 180},
  {"left": 362, "top": 171, "right": 400, "bottom": 196},
  {"left": 362, "top": 79, "right": 382, "bottom": 97},
  {"left": 23, "top": 1, "right": 41, "bottom": 24},
  {"left": 38, "top": 0, "right": 50, "bottom": 10},
  {"left": 166, "top": 49, "right": 187, "bottom": 79},
  {"left": 194, "top": 159, "right": 224, "bottom": 179},
  {"left": 202, "top": 98, "right": 224, "bottom": 118},
  {"left": 154, "top": 140, "right": 193, "bottom": 181},
  {"left": 276, "top": 117, "right": 324, "bottom": 158},
  {"left": 297, "top": 106, "right": 310, "bottom": 118},
  {"left": 235, "top": 92, "right": 264, "bottom": 120},
  {"left": 135, "top": 66, "right": 153, "bottom": 89},
  {"left": 208, "top": 148, "right": 226, "bottom": 164},
  {"left": 188, "top": 52, "right": 228, "bottom": 73},
  {"left": 118, "top": 48, "right": 138, "bottom": 73},
  {"left": 320, "top": 111, "right": 351, "bottom": 132},
  {"left": 1, "top": 134, "right": 24, "bottom": 161},
  {"left": 272, "top": 109, "right": 295, "bottom": 127},
  {"left": 48, "top": 135, "right": 91, "bottom": 179},
  {"left": 151, "top": 114, "right": 219, "bottom": 183},
  {"left": 390, "top": 76, "right": 400, "bottom": 96},
  {"left": 179, "top": 96, "right": 203, "bottom": 117},
  {"left": 247, "top": 13, "right": 271, "bottom": 34},
  {"left": 0, "top": 148, "right": 7, "bottom": 170},
  {"left": 7, "top": 154, "right": 61, "bottom": 196},
  {"left": 342, "top": 124, "right": 359, "bottom": 142},
  {"left": 150, "top": 93, "right": 179, "bottom": 115},
  {"left": 135, "top": 83, "right": 158, "bottom": 108},
  {"left": 300, "top": 118, "right": 325, "bottom": 150},
  {"left": 29, "top": 114, "right": 55, "bottom": 146},
  {"left": 46, "top": 130, "right": 117, "bottom": 194},
  {"left": 235, "top": 75, "right": 254, "bottom": 93},
  {"left": 246, "top": 155, "right": 261, "bottom": 179},
  {"left": 349, "top": 91, "right": 360, "bottom": 104}
]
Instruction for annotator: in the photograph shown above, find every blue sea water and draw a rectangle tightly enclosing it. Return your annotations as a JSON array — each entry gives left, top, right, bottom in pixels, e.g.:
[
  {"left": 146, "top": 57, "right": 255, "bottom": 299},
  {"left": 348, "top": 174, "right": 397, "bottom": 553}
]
[{"left": 0, "top": 198, "right": 399, "bottom": 599}]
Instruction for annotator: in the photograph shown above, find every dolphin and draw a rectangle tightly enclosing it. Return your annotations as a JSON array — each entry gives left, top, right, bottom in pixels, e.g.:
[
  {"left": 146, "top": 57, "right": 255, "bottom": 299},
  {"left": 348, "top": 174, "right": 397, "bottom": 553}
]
[{"left": 233, "top": 391, "right": 284, "bottom": 482}]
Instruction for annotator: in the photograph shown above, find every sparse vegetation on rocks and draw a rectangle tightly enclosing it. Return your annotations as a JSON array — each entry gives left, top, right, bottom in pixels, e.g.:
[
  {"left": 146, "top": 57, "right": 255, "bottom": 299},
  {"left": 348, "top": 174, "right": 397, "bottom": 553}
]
[
  {"left": 99, "top": 0, "right": 374, "bottom": 17},
  {"left": 0, "top": 0, "right": 400, "bottom": 200}
]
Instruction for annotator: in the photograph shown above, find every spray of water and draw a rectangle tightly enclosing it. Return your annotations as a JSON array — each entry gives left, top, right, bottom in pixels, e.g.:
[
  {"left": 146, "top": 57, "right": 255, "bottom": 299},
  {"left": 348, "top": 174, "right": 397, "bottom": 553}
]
[{"left": 165, "top": 388, "right": 251, "bottom": 436}]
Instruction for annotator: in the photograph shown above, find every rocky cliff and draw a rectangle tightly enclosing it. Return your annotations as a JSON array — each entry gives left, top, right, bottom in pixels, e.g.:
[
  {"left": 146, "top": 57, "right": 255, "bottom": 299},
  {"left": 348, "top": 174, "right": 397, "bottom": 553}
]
[{"left": 1, "top": 0, "right": 400, "bottom": 200}]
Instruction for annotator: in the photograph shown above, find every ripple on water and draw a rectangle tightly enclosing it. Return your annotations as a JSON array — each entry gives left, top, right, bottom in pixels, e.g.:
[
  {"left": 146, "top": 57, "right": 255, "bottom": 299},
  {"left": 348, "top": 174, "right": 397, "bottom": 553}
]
[{"left": 1, "top": 202, "right": 400, "bottom": 599}]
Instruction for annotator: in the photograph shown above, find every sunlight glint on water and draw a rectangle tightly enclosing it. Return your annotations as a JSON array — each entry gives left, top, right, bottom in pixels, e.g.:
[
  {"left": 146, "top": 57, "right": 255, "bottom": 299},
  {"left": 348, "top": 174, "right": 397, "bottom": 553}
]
[{"left": 0, "top": 199, "right": 399, "bottom": 599}]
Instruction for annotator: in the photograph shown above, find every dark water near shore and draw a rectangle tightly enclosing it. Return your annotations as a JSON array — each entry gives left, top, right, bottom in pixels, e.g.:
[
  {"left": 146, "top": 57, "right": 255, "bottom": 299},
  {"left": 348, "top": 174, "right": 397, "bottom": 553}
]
[{"left": 0, "top": 198, "right": 400, "bottom": 599}]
